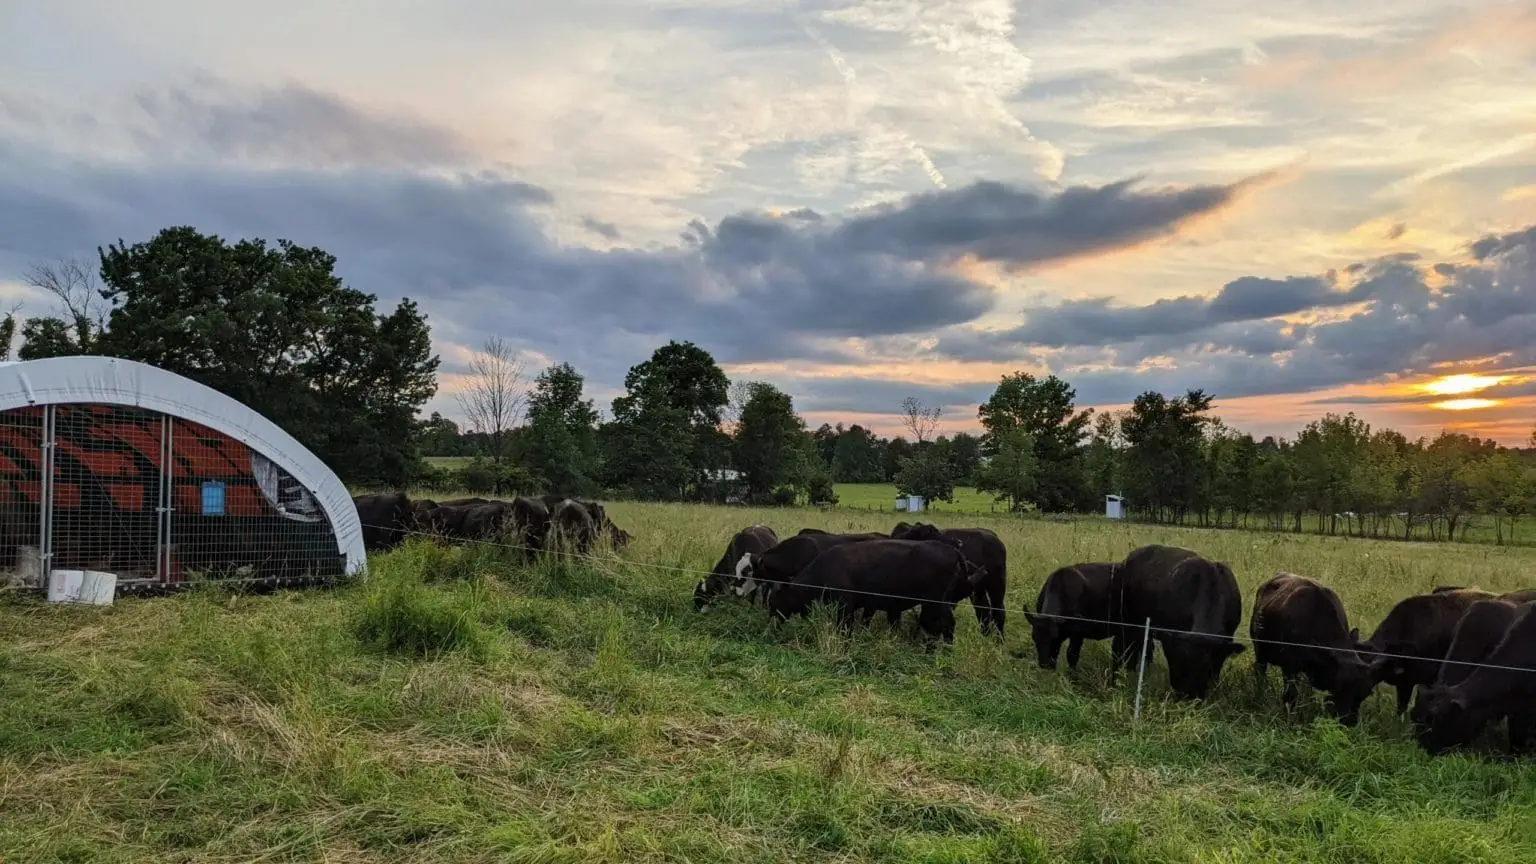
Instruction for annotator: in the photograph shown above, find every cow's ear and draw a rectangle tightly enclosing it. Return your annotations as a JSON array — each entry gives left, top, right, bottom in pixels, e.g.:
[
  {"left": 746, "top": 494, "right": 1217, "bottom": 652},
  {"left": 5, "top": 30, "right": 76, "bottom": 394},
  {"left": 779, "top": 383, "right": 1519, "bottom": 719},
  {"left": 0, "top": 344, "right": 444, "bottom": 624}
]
[
  {"left": 1348, "top": 627, "right": 1360, "bottom": 642},
  {"left": 1023, "top": 611, "right": 1037, "bottom": 624}
]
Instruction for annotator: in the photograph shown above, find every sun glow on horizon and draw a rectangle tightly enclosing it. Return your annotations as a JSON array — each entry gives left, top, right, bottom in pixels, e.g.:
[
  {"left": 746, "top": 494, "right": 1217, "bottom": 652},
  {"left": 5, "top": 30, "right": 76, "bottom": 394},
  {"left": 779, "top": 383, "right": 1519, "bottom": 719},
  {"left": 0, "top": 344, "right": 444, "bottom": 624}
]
[
  {"left": 1430, "top": 398, "right": 1500, "bottom": 411},
  {"left": 1416, "top": 373, "right": 1509, "bottom": 396}
]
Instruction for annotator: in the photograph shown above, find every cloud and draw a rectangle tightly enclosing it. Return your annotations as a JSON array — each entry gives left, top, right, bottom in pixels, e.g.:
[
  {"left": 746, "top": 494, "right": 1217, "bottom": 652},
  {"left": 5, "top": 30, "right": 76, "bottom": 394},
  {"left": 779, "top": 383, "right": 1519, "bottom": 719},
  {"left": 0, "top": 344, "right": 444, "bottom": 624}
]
[
  {"left": 0, "top": 80, "right": 1257, "bottom": 392},
  {"left": 931, "top": 225, "right": 1536, "bottom": 406},
  {"left": 1, "top": 77, "right": 483, "bottom": 170}
]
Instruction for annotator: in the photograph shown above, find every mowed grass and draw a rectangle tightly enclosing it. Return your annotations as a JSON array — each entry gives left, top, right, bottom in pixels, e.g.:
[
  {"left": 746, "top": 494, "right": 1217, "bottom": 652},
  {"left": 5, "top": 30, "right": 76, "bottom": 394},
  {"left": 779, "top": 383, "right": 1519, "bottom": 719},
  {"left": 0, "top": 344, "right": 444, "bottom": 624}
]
[
  {"left": 835, "top": 483, "right": 1004, "bottom": 513},
  {"left": 4, "top": 506, "right": 1536, "bottom": 863}
]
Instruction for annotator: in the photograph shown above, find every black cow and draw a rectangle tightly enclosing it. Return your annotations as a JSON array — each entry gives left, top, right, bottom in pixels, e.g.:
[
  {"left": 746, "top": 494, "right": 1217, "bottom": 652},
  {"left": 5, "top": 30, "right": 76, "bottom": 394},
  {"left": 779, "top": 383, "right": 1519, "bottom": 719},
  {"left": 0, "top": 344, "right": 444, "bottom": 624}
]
[
  {"left": 545, "top": 498, "right": 599, "bottom": 553},
  {"left": 694, "top": 525, "right": 779, "bottom": 610},
  {"left": 1109, "top": 544, "right": 1245, "bottom": 700},
  {"left": 890, "top": 522, "right": 1008, "bottom": 637},
  {"left": 735, "top": 532, "right": 886, "bottom": 605},
  {"left": 1355, "top": 587, "right": 1501, "bottom": 715},
  {"left": 353, "top": 492, "right": 416, "bottom": 551},
  {"left": 768, "top": 537, "right": 985, "bottom": 642},
  {"left": 1025, "top": 562, "right": 1115, "bottom": 671},
  {"left": 1249, "top": 572, "right": 1374, "bottom": 725},
  {"left": 1412, "top": 600, "right": 1536, "bottom": 755}
]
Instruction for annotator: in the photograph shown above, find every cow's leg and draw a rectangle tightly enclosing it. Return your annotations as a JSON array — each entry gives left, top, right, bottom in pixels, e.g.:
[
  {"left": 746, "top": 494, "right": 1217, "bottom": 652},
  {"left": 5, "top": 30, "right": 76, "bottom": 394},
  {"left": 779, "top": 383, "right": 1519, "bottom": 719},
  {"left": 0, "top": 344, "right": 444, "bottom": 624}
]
[
  {"left": 885, "top": 609, "right": 901, "bottom": 630},
  {"left": 1507, "top": 713, "right": 1534, "bottom": 754},
  {"left": 1253, "top": 659, "right": 1269, "bottom": 696},
  {"left": 1395, "top": 684, "right": 1413, "bottom": 716},
  {"left": 1065, "top": 637, "right": 1084, "bottom": 671}
]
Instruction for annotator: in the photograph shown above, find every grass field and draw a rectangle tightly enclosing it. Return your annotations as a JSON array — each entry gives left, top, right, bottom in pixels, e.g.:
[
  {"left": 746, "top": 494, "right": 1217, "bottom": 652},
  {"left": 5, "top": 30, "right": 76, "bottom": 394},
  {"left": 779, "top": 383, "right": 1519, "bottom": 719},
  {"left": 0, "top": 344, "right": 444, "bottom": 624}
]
[{"left": 5, "top": 504, "right": 1536, "bottom": 862}]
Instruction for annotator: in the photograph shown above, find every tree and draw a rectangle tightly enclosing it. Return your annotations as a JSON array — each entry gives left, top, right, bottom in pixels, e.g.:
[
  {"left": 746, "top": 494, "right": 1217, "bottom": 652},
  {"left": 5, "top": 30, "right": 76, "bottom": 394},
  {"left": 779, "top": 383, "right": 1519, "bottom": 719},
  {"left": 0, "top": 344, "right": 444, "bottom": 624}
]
[
  {"left": 456, "top": 336, "right": 529, "bottom": 466},
  {"left": 17, "top": 257, "right": 109, "bottom": 359},
  {"left": 734, "top": 382, "right": 808, "bottom": 500},
  {"left": 974, "top": 428, "right": 1038, "bottom": 512},
  {"left": 21, "top": 228, "right": 439, "bottom": 486},
  {"left": 883, "top": 436, "right": 914, "bottom": 482},
  {"left": 1083, "top": 411, "right": 1124, "bottom": 499},
  {"left": 604, "top": 340, "right": 730, "bottom": 499},
  {"left": 832, "top": 424, "right": 886, "bottom": 483},
  {"left": 977, "top": 372, "right": 1093, "bottom": 512},
  {"left": 895, "top": 447, "right": 955, "bottom": 504},
  {"left": 523, "top": 362, "right": 601, "bottom": 495},
  {"left": 1120, "top": 389, "right": 1215, "bottom": 523},
  {"left": 416, "top": 412, "right": 464, "bottom": 457},
  {"left": 900, "top": 396, "right": 941, "bottom": 444},
  {"left": 945, "top": 432, "right": 983, "bottom": 486}
]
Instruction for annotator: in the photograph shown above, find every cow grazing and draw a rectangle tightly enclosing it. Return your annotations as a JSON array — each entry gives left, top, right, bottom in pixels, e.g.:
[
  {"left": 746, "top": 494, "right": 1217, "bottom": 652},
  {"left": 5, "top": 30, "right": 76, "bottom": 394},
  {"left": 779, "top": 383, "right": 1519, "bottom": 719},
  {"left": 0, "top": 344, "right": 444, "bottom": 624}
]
[
  {"left": 1109, "top": 544, "right": 1245, "bottom": 700},
  {"left": 1412, "top": 600, "right": 1536, "bottom": 755},
  {"left": 1355, "top": 587, "right": 1501, "bottom": 715},
  {"left": 545, "top": 498, "right": 599, "bottom": 553},
  {"left": 769, "top": 537, "right": 985, "bottom": 643},
  {"left": 695, "top": 525, "right": 779, "bottom": 610},
  {"left": 353, "top": 492, "right": 417, "bottom": 551},
  {"left": 1025, "top": 562, "right": 1115, "bottom": 671},
  {"left": 734, "top": 531, "right": 886, "bottom": 605},
  {"left": 1249, "top": 572, "right": 1374, "bottom": 725},
  {"left": 890, "top": 522, "right": 1009, "bottom": 637},
  {"left": 1412, "top": 599, "right": 1534, "bottom": 754}
]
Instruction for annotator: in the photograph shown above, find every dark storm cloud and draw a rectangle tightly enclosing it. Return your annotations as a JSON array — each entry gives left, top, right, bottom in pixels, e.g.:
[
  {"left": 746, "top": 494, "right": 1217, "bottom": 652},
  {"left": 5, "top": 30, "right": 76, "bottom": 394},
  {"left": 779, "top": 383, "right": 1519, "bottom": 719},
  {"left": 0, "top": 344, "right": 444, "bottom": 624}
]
[
  {"left": 828, "top": 175, "right": 1261, "bottom": 266},
  {"left": 978, "top": 273, "right": 1361, "bottom": 350},
  {"left": 580, "top": 217, "right": 621, "bottom": 240}
]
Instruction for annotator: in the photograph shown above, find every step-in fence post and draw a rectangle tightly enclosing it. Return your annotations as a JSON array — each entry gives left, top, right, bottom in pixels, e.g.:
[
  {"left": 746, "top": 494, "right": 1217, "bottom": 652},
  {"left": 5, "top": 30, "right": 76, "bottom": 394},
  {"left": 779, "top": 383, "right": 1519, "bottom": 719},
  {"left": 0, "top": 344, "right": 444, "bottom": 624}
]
[{"left": 1133, "top": 617, "right": 1152, "bottom": 720}]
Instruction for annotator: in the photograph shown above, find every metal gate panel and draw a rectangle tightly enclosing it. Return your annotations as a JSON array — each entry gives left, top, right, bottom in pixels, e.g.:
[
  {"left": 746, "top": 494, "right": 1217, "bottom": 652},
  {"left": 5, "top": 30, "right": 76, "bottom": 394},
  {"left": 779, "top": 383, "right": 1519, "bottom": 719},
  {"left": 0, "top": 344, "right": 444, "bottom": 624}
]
[{"left": 0, "top": 406, "right": 46, "bottom": 587}]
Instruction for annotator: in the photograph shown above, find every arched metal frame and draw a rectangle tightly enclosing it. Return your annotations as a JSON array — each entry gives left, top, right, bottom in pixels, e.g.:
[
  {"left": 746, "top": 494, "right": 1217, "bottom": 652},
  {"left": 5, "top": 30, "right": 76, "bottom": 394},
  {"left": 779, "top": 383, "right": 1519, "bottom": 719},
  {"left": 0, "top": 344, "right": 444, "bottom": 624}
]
[{"left": 0, "top": 356, "right": 365, "bottom": 588}]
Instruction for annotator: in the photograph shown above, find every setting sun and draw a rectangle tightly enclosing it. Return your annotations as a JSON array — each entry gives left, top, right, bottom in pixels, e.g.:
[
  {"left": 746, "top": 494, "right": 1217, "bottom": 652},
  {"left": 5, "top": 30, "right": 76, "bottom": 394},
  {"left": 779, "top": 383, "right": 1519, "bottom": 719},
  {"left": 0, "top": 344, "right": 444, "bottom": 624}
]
[
  {"left": 1416, "top": 374, "right": 1509, "bottom": 396},
  {"left": 1430, "top": 398, "right": 1500, "bottom": 411}
]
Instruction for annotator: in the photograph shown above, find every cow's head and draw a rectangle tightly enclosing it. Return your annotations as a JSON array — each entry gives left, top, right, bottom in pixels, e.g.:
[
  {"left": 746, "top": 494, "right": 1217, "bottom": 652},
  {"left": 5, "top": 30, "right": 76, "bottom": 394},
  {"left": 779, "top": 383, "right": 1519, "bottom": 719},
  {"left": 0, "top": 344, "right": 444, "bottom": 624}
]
[
  {"left": 1411, "top": 685, "right": 1483, "bottom": 754},
  {"left": 731, "top": 552, "right": 760, "bottom": 597}
]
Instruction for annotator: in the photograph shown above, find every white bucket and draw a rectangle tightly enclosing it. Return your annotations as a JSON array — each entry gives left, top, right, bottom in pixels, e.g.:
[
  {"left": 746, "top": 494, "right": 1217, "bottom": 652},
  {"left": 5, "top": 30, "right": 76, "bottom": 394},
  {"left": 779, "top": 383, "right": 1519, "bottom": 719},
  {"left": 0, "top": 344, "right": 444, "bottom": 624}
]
[{"left": 47, "top": 569, "right": 117, "bottom": 605}]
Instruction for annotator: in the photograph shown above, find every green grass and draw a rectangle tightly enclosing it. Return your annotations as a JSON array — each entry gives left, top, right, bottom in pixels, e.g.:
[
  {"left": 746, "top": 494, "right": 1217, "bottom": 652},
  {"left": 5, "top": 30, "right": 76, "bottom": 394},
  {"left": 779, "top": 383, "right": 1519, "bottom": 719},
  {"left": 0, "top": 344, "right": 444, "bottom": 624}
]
[
  {"left": 835, "top": 483, "right": 1005, "bottom": 513},
  {"left": 5, "top": 505, "right": 1536, "bottom": 862},
  {"left": 426, "top": 455, "right": 473, "bottom": 470}
]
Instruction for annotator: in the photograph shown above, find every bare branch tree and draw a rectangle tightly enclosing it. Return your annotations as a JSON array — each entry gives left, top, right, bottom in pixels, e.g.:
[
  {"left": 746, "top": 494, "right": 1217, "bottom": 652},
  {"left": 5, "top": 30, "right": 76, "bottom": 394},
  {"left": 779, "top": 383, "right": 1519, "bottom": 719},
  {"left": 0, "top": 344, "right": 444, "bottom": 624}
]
[
  {"left": 23, "top": 257, "right": 108, "bottom": 335},
  {"left": 722, "top": 379, "right": 755, "bottom": 435},
  {"left": 456, "top": 336, "right": 530, "bottom": 463},
  {"left": 900, "top": 396, "right": 941, "bottom": 443}
]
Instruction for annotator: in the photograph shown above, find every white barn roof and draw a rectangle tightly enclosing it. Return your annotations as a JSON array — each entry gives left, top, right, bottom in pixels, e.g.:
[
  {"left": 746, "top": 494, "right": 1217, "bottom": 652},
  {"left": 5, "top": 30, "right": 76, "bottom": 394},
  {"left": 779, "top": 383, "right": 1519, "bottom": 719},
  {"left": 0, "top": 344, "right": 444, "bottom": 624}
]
[{"left": 0, "top": 355, "right": 365, "bottom": 575}]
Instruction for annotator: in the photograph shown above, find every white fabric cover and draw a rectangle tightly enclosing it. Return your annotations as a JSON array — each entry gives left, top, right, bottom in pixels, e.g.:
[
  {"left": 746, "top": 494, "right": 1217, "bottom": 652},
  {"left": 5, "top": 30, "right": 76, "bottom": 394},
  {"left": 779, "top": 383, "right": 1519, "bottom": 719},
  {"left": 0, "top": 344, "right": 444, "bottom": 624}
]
[{"left": 0, "top": 356, "right": 365, "bottom": 575}]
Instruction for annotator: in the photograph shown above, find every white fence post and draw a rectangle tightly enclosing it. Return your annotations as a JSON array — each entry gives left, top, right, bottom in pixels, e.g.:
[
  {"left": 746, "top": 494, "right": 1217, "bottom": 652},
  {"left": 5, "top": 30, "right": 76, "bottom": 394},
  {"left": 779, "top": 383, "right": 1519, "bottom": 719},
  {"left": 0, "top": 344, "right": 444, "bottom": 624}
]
[{"left": 1133, "top": 617, "right": 1152, "bottom": 720}]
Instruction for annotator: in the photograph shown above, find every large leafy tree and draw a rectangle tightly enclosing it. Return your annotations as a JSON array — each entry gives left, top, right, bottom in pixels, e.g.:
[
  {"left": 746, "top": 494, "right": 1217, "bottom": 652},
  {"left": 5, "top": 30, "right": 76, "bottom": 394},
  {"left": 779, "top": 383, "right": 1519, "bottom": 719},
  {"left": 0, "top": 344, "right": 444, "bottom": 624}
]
[
  {"left": 21, "top": 227, "right": 438, "bottom": 486},
  {"left": 973, "top": 427, "right": 1038, "bottom": 512},
  {"left": 895, "top": 447, "right": 956, "bottom": 504},
  {"left": 603, "top": 340, "right": 730, "bottom": 499},
  {"left": 734, "top": 382, "right": 808, "bottom": 500},
  {"left": 523, "top": 362, "right": 601, "bottom": 496},
  {"left": 1119, "top": 389, "right": 1214, "bottom": 523},
  {"left": 977, "top": 372, "right": 1093, "bottom": 511}
]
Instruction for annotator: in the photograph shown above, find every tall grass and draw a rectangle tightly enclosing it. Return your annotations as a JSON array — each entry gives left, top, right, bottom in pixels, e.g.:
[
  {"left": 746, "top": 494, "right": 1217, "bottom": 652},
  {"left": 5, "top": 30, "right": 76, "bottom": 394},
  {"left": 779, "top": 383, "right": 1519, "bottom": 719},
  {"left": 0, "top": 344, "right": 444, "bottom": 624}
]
[{"left": 3, "top": 502, "right": 1535, "bottom": 862}]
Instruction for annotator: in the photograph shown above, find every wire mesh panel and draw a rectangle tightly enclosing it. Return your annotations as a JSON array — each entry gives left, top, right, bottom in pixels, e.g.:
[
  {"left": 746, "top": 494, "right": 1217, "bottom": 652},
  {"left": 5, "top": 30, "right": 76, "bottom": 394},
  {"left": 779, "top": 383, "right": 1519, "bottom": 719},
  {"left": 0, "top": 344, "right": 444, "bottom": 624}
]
[
  {"left": 0, "top": 406, "right": 45, "bottom": 587},
  {"left": 167, "top": 417, "right": 346, "bottom": 588},
  {"left": 48, "top": 404, "right": 168, "bottom": 585}
]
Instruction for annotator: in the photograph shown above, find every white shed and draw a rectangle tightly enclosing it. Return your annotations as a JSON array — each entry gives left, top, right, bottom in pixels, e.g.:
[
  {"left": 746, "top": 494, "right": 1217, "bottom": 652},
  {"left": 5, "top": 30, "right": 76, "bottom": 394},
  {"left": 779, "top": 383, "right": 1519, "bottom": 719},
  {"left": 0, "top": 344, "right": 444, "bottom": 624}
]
[
  {"left": 1105, "top": 494, "right": 1125, "bottom": 520},
  {"left": 894, "top": 495, "right": 925, "bottom": 513}
]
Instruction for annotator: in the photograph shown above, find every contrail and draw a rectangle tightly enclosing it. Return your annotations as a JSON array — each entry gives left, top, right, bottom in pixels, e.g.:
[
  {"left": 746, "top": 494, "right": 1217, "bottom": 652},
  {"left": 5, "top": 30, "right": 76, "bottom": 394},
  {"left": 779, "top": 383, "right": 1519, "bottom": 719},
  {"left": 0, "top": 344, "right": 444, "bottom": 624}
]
[{"left": 788, "top": 6, "right": 948, "bottom": 189}]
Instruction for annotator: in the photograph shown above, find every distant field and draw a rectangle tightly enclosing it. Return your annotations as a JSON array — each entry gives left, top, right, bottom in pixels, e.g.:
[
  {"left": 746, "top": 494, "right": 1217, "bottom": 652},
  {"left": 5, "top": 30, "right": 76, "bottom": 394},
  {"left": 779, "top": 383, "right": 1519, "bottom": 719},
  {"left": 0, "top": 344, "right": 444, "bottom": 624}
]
[
  {"left": 6, "top": 501, "right": 1536, "bottom": 861},
  {"left": 425, "top": 455, "right": 472, "bottom": 470},
  {"left": 835, "top": 483, "right": 1005, "bottom": 513}
]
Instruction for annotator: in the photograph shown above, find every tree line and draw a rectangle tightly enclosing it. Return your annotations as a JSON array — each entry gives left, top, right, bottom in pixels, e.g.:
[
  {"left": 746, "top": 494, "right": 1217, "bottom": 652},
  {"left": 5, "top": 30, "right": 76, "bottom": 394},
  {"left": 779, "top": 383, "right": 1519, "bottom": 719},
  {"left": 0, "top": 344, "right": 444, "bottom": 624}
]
[{"left": 11, "top": 227, "right": 1536, "bottom": 545}]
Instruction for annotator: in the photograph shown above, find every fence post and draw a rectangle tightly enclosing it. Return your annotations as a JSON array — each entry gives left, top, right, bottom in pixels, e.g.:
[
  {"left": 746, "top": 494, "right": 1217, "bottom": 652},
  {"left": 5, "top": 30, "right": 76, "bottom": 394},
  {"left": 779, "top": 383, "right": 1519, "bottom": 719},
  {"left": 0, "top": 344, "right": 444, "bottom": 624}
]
[{"left": 1133, "top": 616, "right": 1152, "bottom": 720}]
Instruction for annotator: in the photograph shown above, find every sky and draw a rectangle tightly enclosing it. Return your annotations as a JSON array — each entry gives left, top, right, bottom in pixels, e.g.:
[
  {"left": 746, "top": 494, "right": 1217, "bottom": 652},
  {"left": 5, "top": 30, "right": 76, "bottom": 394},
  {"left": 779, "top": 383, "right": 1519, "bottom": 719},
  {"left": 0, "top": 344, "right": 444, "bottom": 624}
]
[{"left": 1, "top": 0, "right": 1534, "bottom": 444}]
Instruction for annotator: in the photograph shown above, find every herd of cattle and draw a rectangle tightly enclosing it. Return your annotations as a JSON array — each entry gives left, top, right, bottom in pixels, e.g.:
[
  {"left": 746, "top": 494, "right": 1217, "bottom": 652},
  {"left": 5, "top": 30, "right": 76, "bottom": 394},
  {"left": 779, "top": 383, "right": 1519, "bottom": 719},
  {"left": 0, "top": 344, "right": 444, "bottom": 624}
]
[
  {"left": 345, "top": 493, "right": 1533, "bottom": 758},
  {"left": 351, "top": 491, "right": 632, "bottom": 556},
  {"left": 692, "top": 521, "right": 1536, "bottom": 758}
]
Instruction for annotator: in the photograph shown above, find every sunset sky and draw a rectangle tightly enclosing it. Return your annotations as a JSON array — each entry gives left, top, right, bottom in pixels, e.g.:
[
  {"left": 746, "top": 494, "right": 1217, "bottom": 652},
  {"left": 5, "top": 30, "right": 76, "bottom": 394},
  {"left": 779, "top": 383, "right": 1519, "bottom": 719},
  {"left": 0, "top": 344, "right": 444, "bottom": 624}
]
[{"left": 1, "top": 1, "right": 1533, "bottom": 443}]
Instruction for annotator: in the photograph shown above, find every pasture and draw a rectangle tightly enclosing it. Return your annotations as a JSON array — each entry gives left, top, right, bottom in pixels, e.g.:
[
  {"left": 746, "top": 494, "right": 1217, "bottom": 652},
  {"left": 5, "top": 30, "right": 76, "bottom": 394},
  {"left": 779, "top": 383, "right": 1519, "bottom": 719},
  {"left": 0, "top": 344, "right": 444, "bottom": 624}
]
[{"left": 4, "top": 503, "right": 1535, "bottom": 862}]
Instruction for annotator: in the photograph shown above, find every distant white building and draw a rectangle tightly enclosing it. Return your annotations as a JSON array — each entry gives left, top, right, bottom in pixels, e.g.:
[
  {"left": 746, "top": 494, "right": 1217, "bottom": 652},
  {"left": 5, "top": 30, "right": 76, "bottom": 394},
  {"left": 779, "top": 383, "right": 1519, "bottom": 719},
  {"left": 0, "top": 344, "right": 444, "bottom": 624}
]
[
  {"left": 1105, "top": 494, "right": 1125, "bottom": 520},
  {"left": 894, "top": 494, "right": 925, "bottom": 513}
]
